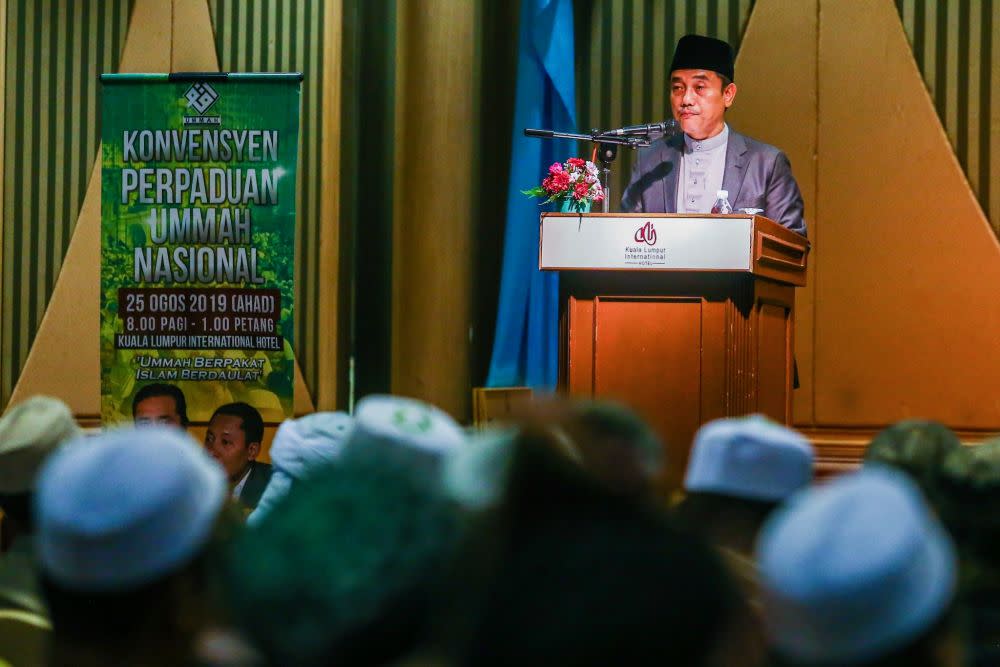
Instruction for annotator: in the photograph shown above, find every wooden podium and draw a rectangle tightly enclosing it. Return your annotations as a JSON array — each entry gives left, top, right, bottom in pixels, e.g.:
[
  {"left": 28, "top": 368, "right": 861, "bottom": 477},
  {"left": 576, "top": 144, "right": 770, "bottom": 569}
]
[{"left": 540, "top": 213, "right": 810, "bottom": 493}]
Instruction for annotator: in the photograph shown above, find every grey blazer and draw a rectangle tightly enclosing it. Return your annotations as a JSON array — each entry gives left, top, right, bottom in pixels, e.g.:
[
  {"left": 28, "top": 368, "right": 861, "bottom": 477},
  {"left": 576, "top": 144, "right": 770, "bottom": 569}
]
[{"left": 620, "top": 129, "right": 807, "bottom": 238}]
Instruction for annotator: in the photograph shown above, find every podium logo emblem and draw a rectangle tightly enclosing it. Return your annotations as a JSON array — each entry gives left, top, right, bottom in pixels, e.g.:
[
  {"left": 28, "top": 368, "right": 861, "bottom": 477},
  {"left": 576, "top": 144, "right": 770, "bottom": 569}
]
[{"left": 634, "top": 221, "right": 657, "bottom": 246}]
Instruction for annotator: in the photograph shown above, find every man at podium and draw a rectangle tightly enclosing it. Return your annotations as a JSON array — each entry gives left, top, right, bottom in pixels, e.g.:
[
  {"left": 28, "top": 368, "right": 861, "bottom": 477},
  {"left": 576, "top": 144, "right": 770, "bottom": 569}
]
[{"left": 621, "top": 34, "right": 807, "bottom": 238}]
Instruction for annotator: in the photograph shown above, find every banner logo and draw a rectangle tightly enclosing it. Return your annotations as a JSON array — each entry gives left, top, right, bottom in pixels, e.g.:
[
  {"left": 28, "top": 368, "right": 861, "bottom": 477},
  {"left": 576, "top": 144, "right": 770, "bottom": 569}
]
[
  {"left": 634, "top": 221, "right": 657, "bottom": 246},
  {"left": 185, "top": 83, "right": 220, "bottom": 113},
  {"left": 183, "top": 83, "right": 221, "bottom": 125}
]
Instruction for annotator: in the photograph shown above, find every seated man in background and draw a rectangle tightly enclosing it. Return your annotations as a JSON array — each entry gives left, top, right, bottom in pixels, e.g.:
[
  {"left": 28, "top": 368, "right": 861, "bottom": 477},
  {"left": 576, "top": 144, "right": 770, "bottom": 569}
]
[
  {"left": 132, "top": 382, "right": 189, "bottom": 429},
  {"left": 758, "top": 467, "right": 962, "bottom": 667},
  {"left": 35, "top": 427, "right": 231, "bottom": 667},
  {"left": 205, "top": 402, "right": 271, "bottom": 512},
  {"left": 621, "top": 34, "right": 807, "bottom": 237},
  {"left": 0, "top": 396, "right": 80, "bottom": 616}
]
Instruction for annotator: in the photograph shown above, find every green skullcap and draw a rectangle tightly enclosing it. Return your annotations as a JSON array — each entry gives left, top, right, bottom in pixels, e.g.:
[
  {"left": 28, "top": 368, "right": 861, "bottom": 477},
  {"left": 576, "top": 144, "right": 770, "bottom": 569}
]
[
  {"left": 863, "top": 420, "right": 961, "bottom": 504},
  {"left": 938, "top": 438, "right": 1000, "bottom": 529},
  {"left": 223, "top": 455, "right": 463, "bottom": 667}
]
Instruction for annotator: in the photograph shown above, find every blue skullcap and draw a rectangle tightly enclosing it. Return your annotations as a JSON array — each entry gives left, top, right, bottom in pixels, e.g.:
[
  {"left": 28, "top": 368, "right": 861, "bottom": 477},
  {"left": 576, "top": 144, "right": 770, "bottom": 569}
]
[
  {"left": 757, "top": 467, "right": 956, "bottom": 664},
  {"left": 35, "top": 426, "right": 227, "bottom": 592},
  {"left": 248, "top": 411, "right": 354, "bottom": 525},
  {"left": 0, "top": 395, "right": 81, "bottom": 493},
  {"left": 342, "top": 395, "right": 466, "bottom": 474},
  {"left": 684, "top": 415, "right": 813, "bottom": 501}
]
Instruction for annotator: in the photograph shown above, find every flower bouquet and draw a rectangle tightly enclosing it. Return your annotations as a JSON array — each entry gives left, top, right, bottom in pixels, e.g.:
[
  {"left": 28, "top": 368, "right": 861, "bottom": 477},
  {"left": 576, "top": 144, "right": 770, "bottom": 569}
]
[{"left": 523, "top": 157, "right": 605, "bottom": 213}]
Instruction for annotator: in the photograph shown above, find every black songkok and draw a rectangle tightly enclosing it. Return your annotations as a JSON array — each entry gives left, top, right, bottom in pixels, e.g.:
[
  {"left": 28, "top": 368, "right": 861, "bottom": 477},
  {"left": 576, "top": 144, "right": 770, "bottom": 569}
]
[{"left": 670, "top": 34, "right": 735, "bottom": 82}]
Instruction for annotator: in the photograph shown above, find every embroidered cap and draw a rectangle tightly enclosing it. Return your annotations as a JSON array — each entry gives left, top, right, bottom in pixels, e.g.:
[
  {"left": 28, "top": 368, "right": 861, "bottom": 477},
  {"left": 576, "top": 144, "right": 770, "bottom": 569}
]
[{"left": 684, "top": 415, "right": 813, "bottom": 502}]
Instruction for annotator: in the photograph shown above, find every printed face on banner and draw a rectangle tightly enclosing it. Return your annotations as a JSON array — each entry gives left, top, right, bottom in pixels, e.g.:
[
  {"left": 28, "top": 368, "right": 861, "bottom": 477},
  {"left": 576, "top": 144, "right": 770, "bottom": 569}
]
[
  {"left": 100, "top": 76, "right": 302, "bottom": 426},
  {"left": 134, "top": 394, "right": 184, "bottom": 428}
]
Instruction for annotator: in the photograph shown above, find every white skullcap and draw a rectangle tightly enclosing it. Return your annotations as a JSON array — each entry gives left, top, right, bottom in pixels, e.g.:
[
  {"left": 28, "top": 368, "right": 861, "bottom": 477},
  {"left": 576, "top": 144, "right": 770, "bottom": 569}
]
[
  {"left": 35, "top": 426, "right": 227, "bottom": 592},
  {"left": 342, "top": 395, "right": 466, "bottom": 475},
  {"left": 684, "top": 415, "right": 814, "bottom": 502},
  {"left": 268, "top": 411, "right": 354, "bottom": 479},
  {"left": 0, "top": 396, "right": 81, "bottom": 494},
  {"left": 757, "top": 466, "right": 956, "bottom": 664},
  {"left": 248, "top": 411, "right": 354, "bottom": 525}
]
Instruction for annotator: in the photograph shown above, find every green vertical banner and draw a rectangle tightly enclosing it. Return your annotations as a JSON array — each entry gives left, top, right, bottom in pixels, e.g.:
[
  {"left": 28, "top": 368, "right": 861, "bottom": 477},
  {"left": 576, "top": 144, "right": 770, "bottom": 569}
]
[{"left": 100, "top": 73, "right": 302, "bottom": 426}]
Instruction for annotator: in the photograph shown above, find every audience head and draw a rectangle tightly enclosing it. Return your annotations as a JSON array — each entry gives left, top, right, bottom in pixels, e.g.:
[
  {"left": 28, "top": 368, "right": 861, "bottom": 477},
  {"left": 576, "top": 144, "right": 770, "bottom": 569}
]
[
  {"left": 224, "top": 454, "right": 463, "bottom": 666},
  {"left": 864, "top": 420, "right": 962, "bottom": 509},
  {"left": 205, "top": 402, "right": 265, "bottom": 484},
  {"left": 35, "top": 426, "right": 230, "bottom": 664},
  {"left": 559, "top": 400, "right": 665, "bottom": 496},
  {"left": 247, "top": 410, "right": 354, "bottom": 525},
  {"left": 481, "top": 398, "right": 666, "bottom": 499},
  {"left": 937, "top": 438, "right": 1000, "bottom": 590},
  {"left": 340, "top": 394, "right": 466, "bottom": 478},
  {"left": 132, "top": 383, "right": 189, "bottom": 428},
  {"left": 0, "top": 395, "right": 80, "bottom": 535},
  {"left": 674, "top": 415, "right": 813, "bottom": 555},
  {"left": 439, "top": 435, "right": 749, "bottom": 667},
  {"left": 758, "top": 467, "right": 960, "bottom": 667}
]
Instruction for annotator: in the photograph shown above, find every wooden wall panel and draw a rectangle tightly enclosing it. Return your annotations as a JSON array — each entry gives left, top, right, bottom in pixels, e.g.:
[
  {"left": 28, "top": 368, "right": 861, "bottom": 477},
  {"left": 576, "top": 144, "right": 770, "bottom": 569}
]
[
  {"left": 391, "top": 2, "right": 477, "bottom": 419},
  {"left": 814, "top": 0, "right": 1000, "bottom": 428},
  {"left": 208, "top": 0, "right": 332, "bottom": 407},
  {"left": 895, "top": 0, "right": 999, "bottom": 235},
  {"left": 1, "top": 0, "right": 133, "bottom": 406},
  {"left": 725, "top": 0, "right": 817, "bottom": 424},
  {"left": 7, "top": 0, "right": 318, "bottom": 420}
]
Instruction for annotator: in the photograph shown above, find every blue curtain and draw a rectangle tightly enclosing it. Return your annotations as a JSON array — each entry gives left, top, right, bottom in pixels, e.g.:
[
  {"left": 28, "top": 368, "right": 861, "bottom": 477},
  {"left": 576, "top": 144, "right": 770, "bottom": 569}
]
[{"left": 486, "top": 0, "right": 577, "bottom": 390}]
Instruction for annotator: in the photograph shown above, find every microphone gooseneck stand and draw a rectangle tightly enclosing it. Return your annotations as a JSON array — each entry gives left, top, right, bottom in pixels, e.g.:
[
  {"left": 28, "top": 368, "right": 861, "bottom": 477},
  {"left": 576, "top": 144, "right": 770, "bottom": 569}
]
[{"left": 522, "top": 128, "right": 651, "bottom": 213}]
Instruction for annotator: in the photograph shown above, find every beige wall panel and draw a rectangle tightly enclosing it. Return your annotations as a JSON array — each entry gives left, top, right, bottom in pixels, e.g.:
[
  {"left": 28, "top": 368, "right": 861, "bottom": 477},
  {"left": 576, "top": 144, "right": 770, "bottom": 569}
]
[
  {"left": 392, "top": 2, "right": 475, "bottom": 420},
  {"left": 7, "top": 0, "right": 171, "bottom": 416},
  {"left": 9, "top": 0, "right": 315, "bottom": 417},
  {"left": 815, "top": 0, "right": 1000, "bottom": 428},
  {"left": 727, "top": 0, "right": 818, "bottom": 425},
  {"left": 172, "top": 0, "right": 219, "bottom": 71}
]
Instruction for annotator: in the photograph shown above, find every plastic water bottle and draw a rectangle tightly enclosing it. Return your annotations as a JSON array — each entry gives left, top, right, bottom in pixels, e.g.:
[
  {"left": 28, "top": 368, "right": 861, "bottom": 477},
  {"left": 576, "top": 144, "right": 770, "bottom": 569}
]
[{"left": 711, "top": 190, "right": 733, "bottom": 214}]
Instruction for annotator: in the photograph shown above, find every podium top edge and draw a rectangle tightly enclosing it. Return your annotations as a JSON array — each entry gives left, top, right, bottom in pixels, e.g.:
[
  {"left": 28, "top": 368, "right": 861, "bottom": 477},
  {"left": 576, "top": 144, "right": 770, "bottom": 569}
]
[
  {"left": 542, "top": 212, "right": 755, "bottom": 218},
  {"left": 100, "top": 72, "right": 304, "bottom": 83}
]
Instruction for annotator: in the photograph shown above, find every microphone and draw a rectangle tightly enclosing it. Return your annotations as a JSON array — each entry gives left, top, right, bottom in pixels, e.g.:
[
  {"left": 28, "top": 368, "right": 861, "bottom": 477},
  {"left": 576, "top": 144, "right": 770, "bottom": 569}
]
[{"left": 598, "top": 119, "right": 679, "bottom": 137}]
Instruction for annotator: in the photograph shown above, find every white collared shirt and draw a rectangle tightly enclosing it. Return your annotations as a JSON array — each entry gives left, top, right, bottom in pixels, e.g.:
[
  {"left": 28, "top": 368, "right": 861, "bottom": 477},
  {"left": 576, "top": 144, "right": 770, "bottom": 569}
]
[
  {"left": 676, "top": 123, "right": 730, "bottom": 213},
  {"left": 232, "top": 465, "right": 252, "bottom": 500}
]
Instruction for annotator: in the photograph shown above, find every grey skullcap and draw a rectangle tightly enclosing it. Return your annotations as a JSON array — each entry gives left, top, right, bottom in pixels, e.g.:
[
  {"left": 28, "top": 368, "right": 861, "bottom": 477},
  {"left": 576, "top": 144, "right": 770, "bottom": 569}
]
[{"left": 0, "top": 395, "right": 81, "bottom": 493}]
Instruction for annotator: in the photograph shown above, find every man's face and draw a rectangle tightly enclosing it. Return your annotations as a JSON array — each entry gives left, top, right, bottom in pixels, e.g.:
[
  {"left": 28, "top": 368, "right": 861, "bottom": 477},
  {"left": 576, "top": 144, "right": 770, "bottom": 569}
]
[
  {"left": 134, "top": 395, "right": 184, "bottom": 428},
  {"left": 205, "top": 414, "right": 260, "bottom": 483},
  {"left": 669, "top": 69, "right": 737, "bottom": 140}
]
